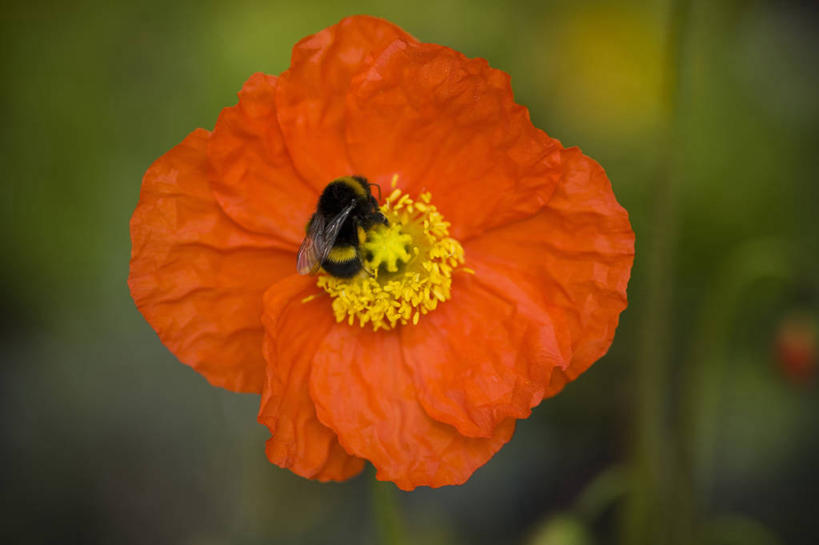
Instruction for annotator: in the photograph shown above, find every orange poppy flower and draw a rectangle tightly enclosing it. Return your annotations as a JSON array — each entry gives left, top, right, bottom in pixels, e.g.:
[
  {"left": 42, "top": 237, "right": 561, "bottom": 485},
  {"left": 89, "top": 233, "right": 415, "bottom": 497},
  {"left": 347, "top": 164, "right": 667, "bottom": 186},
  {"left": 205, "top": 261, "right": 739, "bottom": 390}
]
[{"left": 129, "top": 15, "right": 634, "bottom": 490}]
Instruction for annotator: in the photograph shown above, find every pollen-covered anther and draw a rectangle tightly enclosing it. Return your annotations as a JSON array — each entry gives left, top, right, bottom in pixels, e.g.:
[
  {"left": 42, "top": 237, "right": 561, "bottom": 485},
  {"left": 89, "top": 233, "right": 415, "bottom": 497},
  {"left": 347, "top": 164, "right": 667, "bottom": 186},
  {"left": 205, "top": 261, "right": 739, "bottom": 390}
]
[{"left": 316, "top": 187, "right": 465, "bottom": 331}]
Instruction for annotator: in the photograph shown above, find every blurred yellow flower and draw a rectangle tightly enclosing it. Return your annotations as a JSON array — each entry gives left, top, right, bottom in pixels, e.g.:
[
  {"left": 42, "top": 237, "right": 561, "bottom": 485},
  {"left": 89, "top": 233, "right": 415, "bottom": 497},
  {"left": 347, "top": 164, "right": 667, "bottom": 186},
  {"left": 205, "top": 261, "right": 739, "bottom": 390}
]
[{"left": 537, "top": 6, "right": 664, "bottom": 139}]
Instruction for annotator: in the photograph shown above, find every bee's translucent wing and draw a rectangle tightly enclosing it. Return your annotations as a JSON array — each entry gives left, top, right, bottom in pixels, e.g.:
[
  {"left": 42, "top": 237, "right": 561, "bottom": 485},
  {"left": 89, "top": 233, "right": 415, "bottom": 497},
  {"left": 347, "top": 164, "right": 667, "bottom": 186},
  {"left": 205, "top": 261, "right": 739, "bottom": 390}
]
[
  {"left": 297, "top": 213, "right": 324, "bottom": 275},
  {"left": 296, "top": 201, "right": 356, "bottom": 275},
  {"left": 320, "top": 200, "right": 356, "bottom": 257}
]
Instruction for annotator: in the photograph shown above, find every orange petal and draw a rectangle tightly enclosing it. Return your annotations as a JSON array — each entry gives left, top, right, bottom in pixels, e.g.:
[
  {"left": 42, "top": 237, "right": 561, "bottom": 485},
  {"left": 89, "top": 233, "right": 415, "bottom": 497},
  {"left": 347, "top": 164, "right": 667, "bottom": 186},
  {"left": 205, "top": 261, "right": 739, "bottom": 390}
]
[
  {"left": 309, "top": 324, "right": 515, "bottom": 490},
  {"left": 259, "top": 275, "right": 365, "bottom": 481},
  {"left": 275, "top": 15, "right": 417, "bottom": 184},
  {"left": 465, "top": 147, "right": 635, "bottom": 398},
  {"left": 129, "top": 129, "right": 292, "bottom": 393},
  {"left": 345, "top": 40, "right": 561, "bottom": 240},
  {"left": 208, "top": 73, "right": 317, "bottom": 244},
  {"left": 401, "top": 274, "right": 566, "bottom": 438}
]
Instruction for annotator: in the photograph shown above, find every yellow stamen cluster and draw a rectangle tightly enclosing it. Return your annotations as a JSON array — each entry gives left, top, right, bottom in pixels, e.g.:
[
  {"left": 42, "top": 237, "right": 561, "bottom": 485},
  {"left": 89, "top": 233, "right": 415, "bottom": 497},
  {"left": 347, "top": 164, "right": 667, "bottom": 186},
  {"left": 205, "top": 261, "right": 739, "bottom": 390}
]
[{"left": 315, "top": 182, "right": 465, "bottom": 331}]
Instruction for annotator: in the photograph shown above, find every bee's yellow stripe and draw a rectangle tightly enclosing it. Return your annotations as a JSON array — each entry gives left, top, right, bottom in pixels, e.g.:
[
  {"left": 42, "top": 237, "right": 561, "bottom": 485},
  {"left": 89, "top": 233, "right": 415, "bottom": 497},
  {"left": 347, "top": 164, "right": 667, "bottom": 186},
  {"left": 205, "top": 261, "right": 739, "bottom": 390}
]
[
  {"left": 337, "top": 176, "right": 367, "bottom": 198},
  {"left": 327, "top": 245, "right": 358, "bottom": 262}
]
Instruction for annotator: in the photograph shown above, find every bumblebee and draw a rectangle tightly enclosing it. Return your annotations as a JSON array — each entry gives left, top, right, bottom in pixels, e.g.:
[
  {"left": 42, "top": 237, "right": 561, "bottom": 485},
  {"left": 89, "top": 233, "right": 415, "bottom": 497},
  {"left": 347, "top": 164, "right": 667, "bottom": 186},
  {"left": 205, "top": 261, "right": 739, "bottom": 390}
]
[{"left": 297, "top": 176, "right": 388, "bottom": 278}]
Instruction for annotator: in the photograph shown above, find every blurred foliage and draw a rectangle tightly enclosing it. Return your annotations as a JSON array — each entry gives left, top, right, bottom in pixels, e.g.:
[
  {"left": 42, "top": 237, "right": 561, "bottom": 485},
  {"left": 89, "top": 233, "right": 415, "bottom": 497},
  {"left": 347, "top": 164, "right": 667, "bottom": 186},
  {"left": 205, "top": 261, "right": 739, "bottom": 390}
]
[
  {"left": 1, "top": 0, "right": 817, "bottom": 544},
  {"left": 528, "top": 514, "right": 595, "bottom": 545}
]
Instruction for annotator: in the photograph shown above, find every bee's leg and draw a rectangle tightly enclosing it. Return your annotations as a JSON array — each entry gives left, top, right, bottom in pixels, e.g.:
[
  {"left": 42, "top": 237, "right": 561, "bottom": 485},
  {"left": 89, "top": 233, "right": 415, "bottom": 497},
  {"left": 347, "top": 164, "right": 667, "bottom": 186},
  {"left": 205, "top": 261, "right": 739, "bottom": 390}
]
[
  {"left": 359, "top": 249, "right": 376, "bottom": 278},
  {"left": 352, "top": 219, "right": 375, "bottom": 278}
]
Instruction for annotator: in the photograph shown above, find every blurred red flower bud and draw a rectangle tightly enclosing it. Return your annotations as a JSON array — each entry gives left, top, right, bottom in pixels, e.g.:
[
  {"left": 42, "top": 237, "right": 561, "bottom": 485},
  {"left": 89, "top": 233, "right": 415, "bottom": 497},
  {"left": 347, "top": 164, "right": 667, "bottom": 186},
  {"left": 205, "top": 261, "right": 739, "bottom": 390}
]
[{"left": 775, "top": 313, "right": 817, "bottom": 384}]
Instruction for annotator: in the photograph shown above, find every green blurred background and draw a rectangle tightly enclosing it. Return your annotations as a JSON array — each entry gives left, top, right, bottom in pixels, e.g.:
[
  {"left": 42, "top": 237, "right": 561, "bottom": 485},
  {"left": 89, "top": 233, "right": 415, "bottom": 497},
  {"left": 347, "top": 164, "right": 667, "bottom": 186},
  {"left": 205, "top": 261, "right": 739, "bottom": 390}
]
[{"left": 2, "top": 0, "right": 817, "bottom": 544}]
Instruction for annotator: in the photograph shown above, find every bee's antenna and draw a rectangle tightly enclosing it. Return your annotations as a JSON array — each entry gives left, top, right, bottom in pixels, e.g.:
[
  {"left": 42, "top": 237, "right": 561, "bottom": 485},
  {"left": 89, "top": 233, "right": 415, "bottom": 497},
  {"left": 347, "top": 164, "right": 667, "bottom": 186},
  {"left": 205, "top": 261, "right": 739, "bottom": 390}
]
[{"left": 371, "top": 182, "right": 382, "bottom": 202}]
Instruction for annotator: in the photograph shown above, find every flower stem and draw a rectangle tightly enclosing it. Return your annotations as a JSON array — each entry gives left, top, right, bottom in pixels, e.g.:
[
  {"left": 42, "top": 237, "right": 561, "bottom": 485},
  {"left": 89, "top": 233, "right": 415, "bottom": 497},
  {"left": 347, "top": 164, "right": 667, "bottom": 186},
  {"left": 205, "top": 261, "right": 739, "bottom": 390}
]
[
  {"left": 622, "top": 0, "right": 691, "bottom": 543},
  {"left": 371, "top": 471, "right": 408, "bottom": 545},
  {"left": 677, "top": 238, "right": 791, "bottom": 542}
]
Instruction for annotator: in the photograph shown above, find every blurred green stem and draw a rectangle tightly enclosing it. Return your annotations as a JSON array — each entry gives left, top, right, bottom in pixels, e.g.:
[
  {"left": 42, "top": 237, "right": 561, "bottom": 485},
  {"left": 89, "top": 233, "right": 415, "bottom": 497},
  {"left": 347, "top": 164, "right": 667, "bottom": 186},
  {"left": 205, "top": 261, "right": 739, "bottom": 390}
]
[
  {"left": 371, "top": 471, "right": 408, "bottom": 545},
  {"left": 678, "top": 238, "right": 791, "bottom": 543},
  {"left": 622, "top": 0, "right": 691, "bottom": 544}
]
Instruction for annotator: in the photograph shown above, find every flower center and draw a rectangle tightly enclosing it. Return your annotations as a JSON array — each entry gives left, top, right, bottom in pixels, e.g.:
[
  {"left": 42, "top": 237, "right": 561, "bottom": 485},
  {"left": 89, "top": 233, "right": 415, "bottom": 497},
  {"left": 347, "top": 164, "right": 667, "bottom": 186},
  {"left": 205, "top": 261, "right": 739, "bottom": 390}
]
[{"left": 314, "top": 179, "right": 466, "bottom": 331}]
